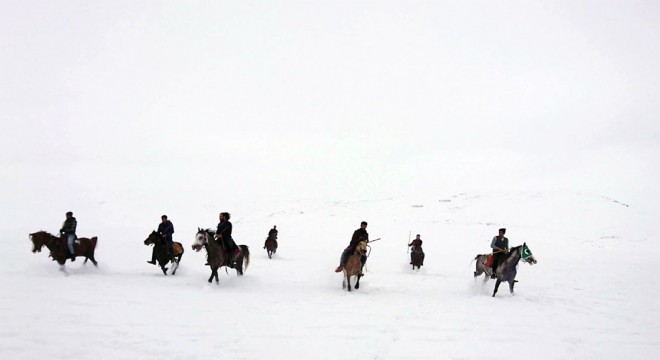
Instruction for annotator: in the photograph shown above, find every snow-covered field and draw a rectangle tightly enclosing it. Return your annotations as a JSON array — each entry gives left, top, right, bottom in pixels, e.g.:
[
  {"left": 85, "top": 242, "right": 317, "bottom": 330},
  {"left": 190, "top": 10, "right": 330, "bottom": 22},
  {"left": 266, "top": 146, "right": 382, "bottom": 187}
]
[
  {"left": 2, "top": 1, "right": 659, "bottom": 359},
  {"left": 2, "top": 190, "right": 658, "bottom": 359}
]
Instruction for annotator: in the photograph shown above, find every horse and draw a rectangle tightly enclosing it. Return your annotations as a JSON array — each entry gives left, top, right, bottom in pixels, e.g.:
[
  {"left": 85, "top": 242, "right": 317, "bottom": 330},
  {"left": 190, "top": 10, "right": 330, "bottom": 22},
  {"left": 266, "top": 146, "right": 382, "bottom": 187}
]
[
  {"left": 410, "top": 248, "right": 424, "bottom": 270},
  {"left": 192, "top": 228, "right": 250, "bottom": 284},
  {"left": 29, "top": 231, "right": 98, "bottom": 269},
  {"left": 342, "top": 240, "right": 368, "bottom": 292},
  {"left": 144, "top": 231, "right": 184, "bottom": 275},
  {"left": 473, "top": 243, "right": 537, "bottom": 297},
  {"left": 264, "top": 234, "right": 278, "bottom": 259}
]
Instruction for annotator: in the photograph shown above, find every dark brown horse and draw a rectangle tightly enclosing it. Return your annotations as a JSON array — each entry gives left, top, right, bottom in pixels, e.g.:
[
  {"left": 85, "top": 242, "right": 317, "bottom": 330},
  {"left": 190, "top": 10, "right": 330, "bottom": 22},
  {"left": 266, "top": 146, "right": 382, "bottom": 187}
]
[
  {"left": 192, "top": 228, "right": 250, "bottom": 284},
  {"left": 144, "top": 231, "right": 184, "bottom": 275},
  {"left": 342, "top": 240, "right": 368, "bottom": 291},
  {"left": 264, "top": 234, "right": 278, "bottom": 259},
  {"left": 411, "top": 248, "right": 424, "bottom": 270},
  {"left": 29, "top": 231, "right": 98, "bottom": 269}
]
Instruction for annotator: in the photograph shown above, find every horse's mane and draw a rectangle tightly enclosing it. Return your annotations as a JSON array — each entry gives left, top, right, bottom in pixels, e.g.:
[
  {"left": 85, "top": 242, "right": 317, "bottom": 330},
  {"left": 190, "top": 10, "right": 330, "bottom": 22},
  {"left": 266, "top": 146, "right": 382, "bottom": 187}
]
[
  {"left": 31, "top": 230, "right": 57, "bottom": 237},
  {"left": 504, "top": 245, "right": 523, "bottom": 259}
]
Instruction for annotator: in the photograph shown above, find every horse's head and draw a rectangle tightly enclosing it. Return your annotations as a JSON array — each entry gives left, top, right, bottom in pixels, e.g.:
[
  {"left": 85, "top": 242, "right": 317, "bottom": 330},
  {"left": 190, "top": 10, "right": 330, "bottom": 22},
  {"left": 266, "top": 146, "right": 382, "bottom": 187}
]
[
  {"left": 29, "top": 232, "right": 46, "bottom": 253},
  {"left": 355, "top": 240, "right": 368, "bottom": 256},
  {"left": 192, "top": 228, "right": 210, "bottom": 252},
  {"left": 520, "top": 242, "right": 537, "bottom": 265},
  {"left": 30, "top": 231, "right": 59, "bottom": 253},
  {"left": 144, "top": 230, "right": 159, "bottom": 246}
]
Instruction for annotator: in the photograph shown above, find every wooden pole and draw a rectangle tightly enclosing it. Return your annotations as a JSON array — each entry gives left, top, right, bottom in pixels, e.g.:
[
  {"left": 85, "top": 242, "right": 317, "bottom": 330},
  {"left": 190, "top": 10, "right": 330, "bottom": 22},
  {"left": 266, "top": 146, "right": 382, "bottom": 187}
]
[{"left": 407, "top": 230, "right": 411, "bottom": 254}]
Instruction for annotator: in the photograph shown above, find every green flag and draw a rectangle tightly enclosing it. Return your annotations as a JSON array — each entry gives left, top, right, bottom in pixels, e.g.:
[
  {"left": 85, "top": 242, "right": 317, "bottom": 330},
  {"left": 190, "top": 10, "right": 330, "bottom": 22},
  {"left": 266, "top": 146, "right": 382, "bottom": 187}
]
[{"left": 521, "top": 243, "right": 534, "bottom": 260}]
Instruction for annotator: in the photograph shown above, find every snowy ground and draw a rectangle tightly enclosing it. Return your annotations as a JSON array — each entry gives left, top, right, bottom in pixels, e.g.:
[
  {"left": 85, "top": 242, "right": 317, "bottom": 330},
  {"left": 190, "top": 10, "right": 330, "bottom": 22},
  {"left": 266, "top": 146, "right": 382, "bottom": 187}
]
[
  {"left": 2, "top": 191, "right": 658, "bottom": 359},
  {"left": 3, "top": 1, "right": 659, "bottom": 359}
]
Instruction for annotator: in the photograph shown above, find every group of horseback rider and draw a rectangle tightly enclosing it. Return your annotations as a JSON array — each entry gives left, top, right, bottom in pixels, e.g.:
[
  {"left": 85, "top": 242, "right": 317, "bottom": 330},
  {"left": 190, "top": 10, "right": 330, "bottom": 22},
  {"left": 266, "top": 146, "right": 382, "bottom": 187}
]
[
  {"left": 146, "top": 212, "right": 277, "bottom": 266},
  {"left": 329, "top": 222, "right": 508, "bottom": 276},
  {"left": 58, "top": 211, "right": 508, "bottom": 275}
]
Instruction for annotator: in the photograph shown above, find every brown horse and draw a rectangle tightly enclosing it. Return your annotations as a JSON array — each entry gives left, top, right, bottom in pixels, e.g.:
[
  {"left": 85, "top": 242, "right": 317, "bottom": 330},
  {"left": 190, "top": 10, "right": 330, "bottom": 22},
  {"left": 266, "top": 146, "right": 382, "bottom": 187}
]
[
  {"left": 29, "top": 231, "right": 98, "bottom": 269},
  {"left": 342, "top": 240, "right": 368, "bottom": 291},
  {"left": 144, "top": 231, "right": 184, "bottom": 275},
  {"left": 264, "top": 234, "right": 278, "bottom": 259},
  {"left": 192, "top": 228, "right": 250, "bottom": 284},
  {"left": 411, "top": 248, "right": 424, "bottom": 270}
]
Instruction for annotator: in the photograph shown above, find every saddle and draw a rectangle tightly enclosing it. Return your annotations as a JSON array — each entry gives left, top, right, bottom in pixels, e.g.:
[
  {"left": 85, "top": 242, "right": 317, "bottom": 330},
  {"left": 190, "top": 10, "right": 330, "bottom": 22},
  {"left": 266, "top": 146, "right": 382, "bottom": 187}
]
[{"left": 485, "top": 255, "right": 494, "bottom": 268}]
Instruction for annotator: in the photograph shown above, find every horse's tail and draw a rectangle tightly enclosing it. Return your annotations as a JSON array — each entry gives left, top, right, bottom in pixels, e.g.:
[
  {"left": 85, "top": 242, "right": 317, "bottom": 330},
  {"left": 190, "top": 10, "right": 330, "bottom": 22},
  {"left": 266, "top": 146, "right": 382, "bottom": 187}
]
[{"left": 240, "top": 245, "right": 250, "bottom": 271}]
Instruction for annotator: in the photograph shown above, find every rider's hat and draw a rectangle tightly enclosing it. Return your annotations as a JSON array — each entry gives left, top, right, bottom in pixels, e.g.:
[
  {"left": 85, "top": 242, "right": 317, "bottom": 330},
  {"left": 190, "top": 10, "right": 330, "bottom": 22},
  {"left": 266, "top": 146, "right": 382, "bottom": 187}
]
[{"left": 499, "top": 228, "right": 506, "bottom": 233}]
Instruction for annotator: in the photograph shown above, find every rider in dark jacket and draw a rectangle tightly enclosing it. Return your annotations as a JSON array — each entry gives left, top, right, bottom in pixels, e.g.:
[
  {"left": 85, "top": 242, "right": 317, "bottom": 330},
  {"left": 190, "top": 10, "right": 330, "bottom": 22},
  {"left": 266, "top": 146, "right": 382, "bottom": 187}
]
[
  {"left": 408, "top": 234, "right": 425, "bottom": 265},
  {"left": 335, "top": 221, "right": 369, "bottom": 273},
  {"left": 147, "top": 215, "right": 175, "bottom": 265},
  {"left": 216, "top": 212, "right": 239, "bottom": 261},
  {"left": 60, "top": 211, "right": 77, "bottom": 261},
  {"left": 490, "top": 228, "right": 509, "bottom": 278},
  {"left": 264, "top": 225, "right": 278, "bottom": 249}
]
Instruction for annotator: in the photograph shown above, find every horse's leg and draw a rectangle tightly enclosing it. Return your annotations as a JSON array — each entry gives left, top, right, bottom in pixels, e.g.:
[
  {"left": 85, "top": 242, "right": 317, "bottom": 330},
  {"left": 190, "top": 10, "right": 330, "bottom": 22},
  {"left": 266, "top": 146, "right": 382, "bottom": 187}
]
[
  {"left": 208, "top": 268, "right": 214, "bottom": 283},
  {"left": 475, "top": 262, "right": 483, "bottom": 277},
  {"left": 171, "top": 259, "right": 179, "bottom": 275},
  {"left": 355, "top": 274, "right": 362, "bottom": 290},
  {"left": 161, "top": 263, "right": 168, "bottom": 275},
  {"left": 236, "top": 257, "right": 244, "bottom": 276},
  {"left": 493, "top": 279, "right": 502, "bottom": 297},
  {"left": 347, "top": 273, "right": 352, "bottom": 292},
  {"left": 509, "top": 279, "right": 515, "bottom": 294}
]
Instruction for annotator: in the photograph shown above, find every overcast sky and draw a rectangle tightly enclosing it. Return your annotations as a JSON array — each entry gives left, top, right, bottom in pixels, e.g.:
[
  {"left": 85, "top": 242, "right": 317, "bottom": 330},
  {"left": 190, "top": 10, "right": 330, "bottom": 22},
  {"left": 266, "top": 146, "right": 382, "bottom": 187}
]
[{"left": 2, "top": 1, "right": 659, "bottom": 206}]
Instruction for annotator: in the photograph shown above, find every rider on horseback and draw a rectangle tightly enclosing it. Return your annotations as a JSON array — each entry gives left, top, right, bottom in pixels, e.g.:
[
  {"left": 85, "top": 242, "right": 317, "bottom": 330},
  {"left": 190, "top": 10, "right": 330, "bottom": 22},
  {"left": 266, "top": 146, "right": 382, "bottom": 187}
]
[
  {"left": 264, "top": 225, "right": 278, "bottom": 249},
  {"left": 408, "top": 234, "right": 424, "bottom": 266},
  {"left": 216, "top": 212, "right": 240, "bottom": 264},
  {"left": 148, "top": 215, "right": 175, "bottom": 264},
  {"left": 490, "top": 228, "right": 509, "bottom": 278},
  {"left": 59, "top": 211, "right": 77, "bottom": 261},
  {"left": 335, "top": 221, "right": 369, "bottom": 274}
]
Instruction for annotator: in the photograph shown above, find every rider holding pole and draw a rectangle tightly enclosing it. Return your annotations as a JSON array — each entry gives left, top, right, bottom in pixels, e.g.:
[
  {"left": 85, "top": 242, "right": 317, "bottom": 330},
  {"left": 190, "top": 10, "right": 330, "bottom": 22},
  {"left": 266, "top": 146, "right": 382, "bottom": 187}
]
[{"left": 408, "top": 234, "right": 424, "bottom": 266}]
